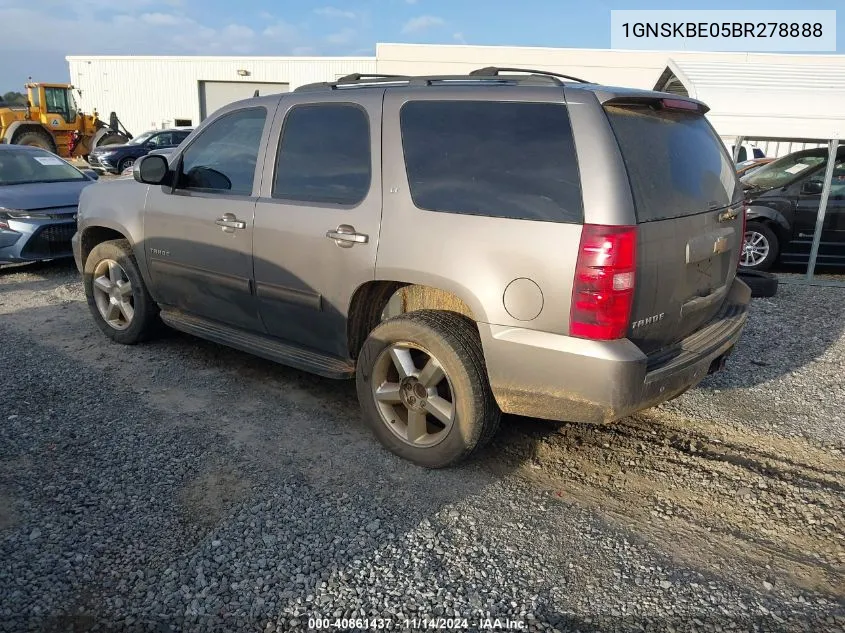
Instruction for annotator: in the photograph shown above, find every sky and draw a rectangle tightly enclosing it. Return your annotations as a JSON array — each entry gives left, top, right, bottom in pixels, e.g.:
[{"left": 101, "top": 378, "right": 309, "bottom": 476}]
[{"left": 0, "top": 0, "right": 841, "bottom": 92}]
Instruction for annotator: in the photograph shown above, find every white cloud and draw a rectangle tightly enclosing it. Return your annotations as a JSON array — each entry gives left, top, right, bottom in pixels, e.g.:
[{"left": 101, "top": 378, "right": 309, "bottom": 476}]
[
  {"left": 262, "top": 20, "right": 299, "bottom": 41},
  {"left": 315, "top": 7, "right": 356, "bottom": 19},
  {"left": 401, "top": 15, "right": 444, "bottom": 34},
  {"left": 326, "top": 28, "right": 356, "bottom": 45},
  {"left": 0, "top": 0, "right": 371, "bottom": 87},
  {"left": 140, "top": 12, "right": 190, "bottom": 26},
  {"left": 453, "top": 32, "right": 466, "bottom": 44}
]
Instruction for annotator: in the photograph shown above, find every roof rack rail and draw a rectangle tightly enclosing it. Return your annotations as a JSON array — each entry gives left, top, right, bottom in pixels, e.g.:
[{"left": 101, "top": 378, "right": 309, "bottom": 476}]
[
  {"left": 294, "top": 70, "right": 584, "bottom": 92},
  {"left": 469, "top": 66, "right": 590, "bottom": 84},
  {"left": 336, "top": 72, "right": 409, "bottom": 83}
]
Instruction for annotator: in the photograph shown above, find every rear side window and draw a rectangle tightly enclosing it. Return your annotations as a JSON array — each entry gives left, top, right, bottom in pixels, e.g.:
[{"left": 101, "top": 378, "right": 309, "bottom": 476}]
[
  {"left": 399, "top": 101, "right": 583, "bottom": 223},
  {"left": 606, "top": 105, "right": 738, "bottom": 222}
]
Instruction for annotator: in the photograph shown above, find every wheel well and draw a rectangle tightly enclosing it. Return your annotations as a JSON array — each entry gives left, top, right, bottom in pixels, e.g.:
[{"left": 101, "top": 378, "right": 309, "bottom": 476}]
[
  {"left": 746, "top": 216, "right": 786, "bottom": 242},
  {"left": 81, "top": 226, "right": 128, "bottom": 266},
  {"left": 346, "top": 281, "right": 477, "bottom": 359}
]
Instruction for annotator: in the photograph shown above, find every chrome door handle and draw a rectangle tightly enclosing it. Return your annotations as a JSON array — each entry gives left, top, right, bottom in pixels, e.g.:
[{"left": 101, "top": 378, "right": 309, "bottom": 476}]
[
  {"left": 326, "top": 224, "right": 368, "bottom": 248},
  {"left": 215, "top": 214, "right": 246, "bottom": 233}
]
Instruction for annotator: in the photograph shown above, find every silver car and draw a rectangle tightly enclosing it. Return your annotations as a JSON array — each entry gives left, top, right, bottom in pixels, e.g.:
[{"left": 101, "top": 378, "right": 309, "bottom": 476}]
[{"left": 72, "top": 68, "right": 750, "bottom": 468}]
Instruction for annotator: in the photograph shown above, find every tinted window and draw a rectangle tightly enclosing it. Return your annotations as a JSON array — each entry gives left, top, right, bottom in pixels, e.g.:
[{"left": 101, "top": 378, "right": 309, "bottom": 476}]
[
  {"left": 606, "top": 105, "right": 738, "bottom": 222},
  {"left": 273, "top": 104, "right": 371, "bottom": 205},
  {"left": 400, "top": 101, "right": 583, "bottom": 223},
  {"left": 148, "top": 133, "right": 173, "bottom": 147},
  {"left": 178, "top": 107, "right": 266, "bottom": 195},
  {"left": 753, "top": 148, "right": 765, "bottom": 159},
  {"left": 798, "top": 156, "right": 845, "bottom": 197}
]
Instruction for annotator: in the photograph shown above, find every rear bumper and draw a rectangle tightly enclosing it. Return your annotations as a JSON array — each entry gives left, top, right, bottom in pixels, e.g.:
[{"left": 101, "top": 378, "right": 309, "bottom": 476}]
[{"left": 480, "top": 276, "right": 751, "bottom": 424}]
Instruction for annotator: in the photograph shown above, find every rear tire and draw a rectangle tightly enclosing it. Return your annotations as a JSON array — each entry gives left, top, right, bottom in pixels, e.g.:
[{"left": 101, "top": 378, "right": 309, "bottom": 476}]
[
  {"left": 11, "top": 128, "right": 56, "bottom": 153},
  {"left": 737, "top": 269, "right": 779, "bottom": 298},
  {"left": 741, "top": 222, "right": 779, "bottom": 271},
  {"left": 356, "top": 310, "right": 501, "bottom": 468},
  {"left": 83, "top": 239, "right": 160, "bottom": 345}
]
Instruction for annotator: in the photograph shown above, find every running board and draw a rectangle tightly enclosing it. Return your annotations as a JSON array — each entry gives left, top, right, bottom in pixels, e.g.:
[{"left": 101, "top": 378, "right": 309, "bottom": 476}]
[{"left": 159, "top": 310, "right": 355, "bottom": 379}]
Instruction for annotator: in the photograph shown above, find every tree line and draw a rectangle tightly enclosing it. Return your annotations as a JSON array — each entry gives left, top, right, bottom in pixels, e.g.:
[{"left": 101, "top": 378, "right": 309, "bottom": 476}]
[{"left": 1, "top": 91, "right": 27, "bottom": 105}]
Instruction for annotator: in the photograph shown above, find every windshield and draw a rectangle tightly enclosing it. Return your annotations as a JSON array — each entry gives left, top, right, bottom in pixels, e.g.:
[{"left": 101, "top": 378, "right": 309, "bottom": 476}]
[
  {"left": 743, "top": 152, "right": 826, "bottom": 189},
  {"left": 127, "top": 131, "right": 157, "bottom": 146},
  {"left": 0, "top": 148, "right": 85, "bottom": 186}
]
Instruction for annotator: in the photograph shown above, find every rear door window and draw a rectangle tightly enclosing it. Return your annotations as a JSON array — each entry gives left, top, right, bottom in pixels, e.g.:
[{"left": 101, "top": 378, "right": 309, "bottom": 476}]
[
  {"left": 606, "top": 105, "right": 738, "bottom": 222},
  {"left": 399, "top": 100, "right": 583, "bottom": 223},
  {"left": 273, "top": 103, "right": 371, "bottom": 205}
]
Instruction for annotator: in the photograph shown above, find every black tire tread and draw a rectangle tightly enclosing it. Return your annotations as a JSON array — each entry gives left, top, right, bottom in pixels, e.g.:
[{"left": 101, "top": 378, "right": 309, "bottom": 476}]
[
  {"left": 83, "top": 239, "right": 160, "bottom": 344},
  {"left": 405, "top": 310, "right": 501, "bottom": 449},
  {"left": 12, "top": 127, "right": 57, "bottom": 153},
  {"left": 737, "top": 269, "right": 779, "bottom": 298},
  {"left": 357, "top": 309, "right": 501, "bottom": 468}
]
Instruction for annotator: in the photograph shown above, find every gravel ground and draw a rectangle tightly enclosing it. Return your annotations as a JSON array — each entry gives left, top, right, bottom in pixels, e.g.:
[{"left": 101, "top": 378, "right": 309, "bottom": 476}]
[{"left": 0, "top": 261, "right": 843, "bottom": 633}]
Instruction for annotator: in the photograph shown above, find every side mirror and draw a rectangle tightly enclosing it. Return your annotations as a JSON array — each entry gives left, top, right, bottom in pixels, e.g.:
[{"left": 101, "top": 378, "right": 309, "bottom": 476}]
[
  {"left": 134, "top": 154, "right": 170, "bottom": 185},
  {"left": 801, "top": 180, "right": 824, "bottom": 196},
  {"left": 81, "top": 169, "right": 99, "bottom": 180}
]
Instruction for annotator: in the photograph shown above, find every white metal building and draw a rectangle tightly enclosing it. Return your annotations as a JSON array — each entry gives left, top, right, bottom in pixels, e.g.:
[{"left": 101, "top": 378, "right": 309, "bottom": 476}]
[
  {"left": 67, "top": 43, "right": 843, "bottom": 154},
  {"left": 66, "top": 55, "right": 377, "bottom": 135}
]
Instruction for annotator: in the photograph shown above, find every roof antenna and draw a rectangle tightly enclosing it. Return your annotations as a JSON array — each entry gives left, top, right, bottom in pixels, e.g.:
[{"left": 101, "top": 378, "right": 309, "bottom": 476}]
[{"left": 253, "top": 89, "right": 259, "bottom": 97}]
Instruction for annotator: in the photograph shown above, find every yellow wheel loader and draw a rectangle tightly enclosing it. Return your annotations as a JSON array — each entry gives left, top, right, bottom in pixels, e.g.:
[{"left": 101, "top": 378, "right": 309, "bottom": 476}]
[{"left": 0, "top": 82, "right": 132, "bottom": 161}]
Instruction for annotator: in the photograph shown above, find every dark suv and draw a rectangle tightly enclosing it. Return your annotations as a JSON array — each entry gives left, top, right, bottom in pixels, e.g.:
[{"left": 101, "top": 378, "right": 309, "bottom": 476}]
[
  {"left": 72, "top": 68, "right": 750, "bottom": 468},
  {"left": 88, "top": 127, "right": 192, "bottom": 175},
  {"left": 740, "top": 146, "right": 845, "bottom": 270}
]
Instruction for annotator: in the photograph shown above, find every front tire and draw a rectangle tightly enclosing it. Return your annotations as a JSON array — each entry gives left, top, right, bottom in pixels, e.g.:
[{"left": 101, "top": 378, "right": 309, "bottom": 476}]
[
  {"left": 741, "top": 222, "right": 779, "bottom": 271},
  {"left": 83, "top": 239, "right": 160, "bottom": 344},
  {"left": 11, "top": 128, "right": 57, "bottom": 153},
  {"left": 356, "top": 310, "right": 501, "bottom": 468},
  {"left": 117, "top": 157, "right": 135, "bottom": 173}
]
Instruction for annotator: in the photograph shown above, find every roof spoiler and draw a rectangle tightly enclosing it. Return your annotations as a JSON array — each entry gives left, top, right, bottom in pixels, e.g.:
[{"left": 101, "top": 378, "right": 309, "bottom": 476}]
[{"left": 602, "top": 94, "right": 710, "bottom": 115}]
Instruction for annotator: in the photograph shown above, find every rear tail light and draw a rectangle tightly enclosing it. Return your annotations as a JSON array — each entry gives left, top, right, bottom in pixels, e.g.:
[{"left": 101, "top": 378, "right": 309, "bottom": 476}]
[{"left": 570, "top": 224, "right": 637, "bottom": 340}]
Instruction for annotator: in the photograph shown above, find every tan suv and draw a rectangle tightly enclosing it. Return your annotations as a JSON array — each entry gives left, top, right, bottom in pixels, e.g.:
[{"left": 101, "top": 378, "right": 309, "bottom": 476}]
[{"left": 72, "top": 67, "right": 751, "bottom": 468}]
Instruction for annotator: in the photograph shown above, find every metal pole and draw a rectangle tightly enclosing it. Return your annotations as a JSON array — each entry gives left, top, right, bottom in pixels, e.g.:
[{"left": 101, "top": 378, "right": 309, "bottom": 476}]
[
  {"left": 732, "top": 136, "right": 745, "bottom": 163},
  {"left": 806, "top": 138, "right": 840, "bottom": 281}
]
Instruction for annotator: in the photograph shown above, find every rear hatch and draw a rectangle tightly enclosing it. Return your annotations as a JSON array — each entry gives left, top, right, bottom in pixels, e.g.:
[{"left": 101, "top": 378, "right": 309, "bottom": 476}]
[{"left": 603, "top": 99, "right": 744, "bottom": 355}]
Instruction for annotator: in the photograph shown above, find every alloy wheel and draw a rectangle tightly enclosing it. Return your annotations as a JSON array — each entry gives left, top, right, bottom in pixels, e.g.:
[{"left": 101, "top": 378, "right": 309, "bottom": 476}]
[
  {"left": 91, "top": 259, "right": 135, "bottom": 330},
  {"left": 370, "top": 342, "right": 456, "bottom": 448},
  {"left": 741, "top": 230, "right": 770, "bottom": 268}
]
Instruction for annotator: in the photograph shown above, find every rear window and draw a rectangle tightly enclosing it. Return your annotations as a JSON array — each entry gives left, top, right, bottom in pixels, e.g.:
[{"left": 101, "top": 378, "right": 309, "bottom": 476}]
[
  {"left": 399, "top": 101, "right": 583, "bottom": 223},
  {"left": 605, "top": 105, "right": 738, "bottom": 222}
]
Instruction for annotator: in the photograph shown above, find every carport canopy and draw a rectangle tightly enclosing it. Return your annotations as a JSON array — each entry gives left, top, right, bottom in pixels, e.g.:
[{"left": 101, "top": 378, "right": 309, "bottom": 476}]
[{"left": 654, "top": 58, "right": 845, "bottom": 283}]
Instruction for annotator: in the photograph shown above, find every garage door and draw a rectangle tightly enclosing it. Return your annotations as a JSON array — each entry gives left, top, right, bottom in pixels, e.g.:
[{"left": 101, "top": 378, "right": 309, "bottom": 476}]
[{"left": 199, "top": 81, "right": 290, "bottom": 120}]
